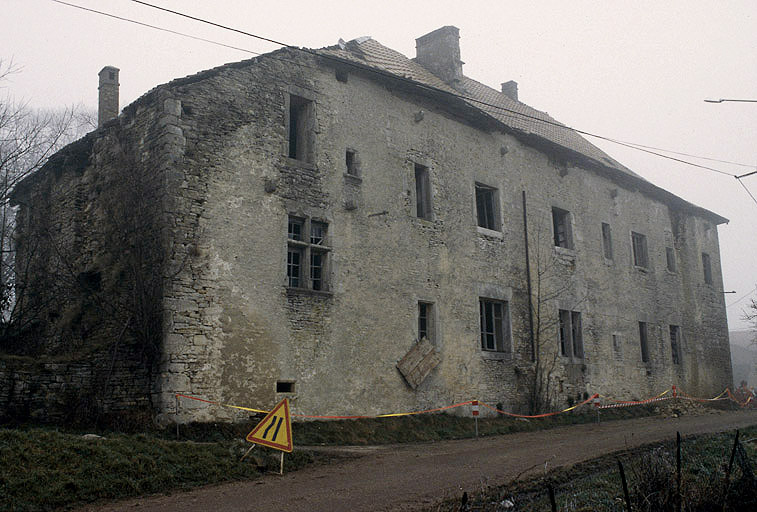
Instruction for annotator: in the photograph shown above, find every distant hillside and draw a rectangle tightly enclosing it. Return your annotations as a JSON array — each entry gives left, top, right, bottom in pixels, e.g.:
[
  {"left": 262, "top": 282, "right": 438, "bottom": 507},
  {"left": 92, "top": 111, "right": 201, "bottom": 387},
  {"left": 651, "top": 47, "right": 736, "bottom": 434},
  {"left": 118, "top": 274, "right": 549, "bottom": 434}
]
[{"left": 730, "top": 330, "right": 756, "bottom": 387}]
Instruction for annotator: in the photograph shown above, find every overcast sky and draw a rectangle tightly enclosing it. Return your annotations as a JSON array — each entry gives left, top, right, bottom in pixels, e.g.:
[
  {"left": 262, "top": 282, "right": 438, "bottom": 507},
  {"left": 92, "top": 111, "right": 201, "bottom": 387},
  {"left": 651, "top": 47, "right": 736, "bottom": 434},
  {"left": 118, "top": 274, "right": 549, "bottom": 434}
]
[{"left": 3, "top": 0, "right": 756, "bottom": 330}]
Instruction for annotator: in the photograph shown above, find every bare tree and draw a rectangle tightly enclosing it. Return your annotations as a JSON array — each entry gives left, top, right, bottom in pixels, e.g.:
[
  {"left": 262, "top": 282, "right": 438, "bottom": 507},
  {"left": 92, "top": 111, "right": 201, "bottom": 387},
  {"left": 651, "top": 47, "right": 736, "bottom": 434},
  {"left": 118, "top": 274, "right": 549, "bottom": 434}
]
[
  {"left": 0, "top": 60, "right": 96, "bottom": 342},
  {"left": 525, "top": 212, "right": 587, "bottom": 414}
]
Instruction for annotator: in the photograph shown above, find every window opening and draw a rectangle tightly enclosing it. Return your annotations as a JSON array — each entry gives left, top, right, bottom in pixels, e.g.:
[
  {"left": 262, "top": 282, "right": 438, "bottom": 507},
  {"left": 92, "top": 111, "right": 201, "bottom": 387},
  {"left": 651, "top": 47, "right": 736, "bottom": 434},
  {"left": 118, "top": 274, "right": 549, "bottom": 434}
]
[
  {"left": 670, "top": 325, "right": 681, "bottom": 364},
  {"left": 418, "top": 301, "right": 435, "bottom": 342},
  {"left": 276, "top": 381, "right": 295, "bottom": 393},
  {"left": 612, "top": 334, "right": 621, "bottom": 353},
  {"left": 287, "top": 215, "right": 330, "bottom": 291},
  {"left": 475, "top": 183, "right": 499, "bottom": 230},
  {"left": 631, "top": 232, "right": 648, "bottom": 268},
  {"left": 558, "top": 309, "right": 583, "bottom": 359},
  {"left": 702, "top": 252, "right": 712, "bottom": 284},
  {"left": 666, "top": 247, "right": 677, "bottom": 272},
  {"left": 414, "top": 163, "right": 432, "bottom": 220},
  {"left": 346, "top": 150, "right": 358, "bottom": 176},
  {"left": 601, "top": 222, "right": 613, "bottom": 259},
  {"left": 288, "top": 94, "right": 313, "bottom": 162},
  {"left": 639, "top": 321, "right": 650, "bottom": 363},
  {"left": 480, "top": 299, "right": 510, "bottom": 352},
  {"left": 552, "top": 207, "right": 573, "bottom": 249}
]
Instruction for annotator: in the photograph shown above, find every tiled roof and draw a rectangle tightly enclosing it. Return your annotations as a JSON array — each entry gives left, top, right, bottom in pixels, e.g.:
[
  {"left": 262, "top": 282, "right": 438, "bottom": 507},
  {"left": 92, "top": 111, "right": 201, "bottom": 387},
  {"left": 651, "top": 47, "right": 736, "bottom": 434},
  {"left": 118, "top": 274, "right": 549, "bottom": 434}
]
[{"left": 318, "top": 38, "right": 644, "bottom": 181}]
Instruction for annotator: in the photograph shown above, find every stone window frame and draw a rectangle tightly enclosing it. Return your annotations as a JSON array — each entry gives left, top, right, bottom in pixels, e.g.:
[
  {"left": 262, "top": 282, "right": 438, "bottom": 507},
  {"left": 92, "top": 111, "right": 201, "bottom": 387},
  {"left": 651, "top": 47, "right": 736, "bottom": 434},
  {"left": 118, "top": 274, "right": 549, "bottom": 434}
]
[
  {"left": 558, "top": 309, "right": 584, "bottom": 360},
  {"left": 601, "top": 222, "right": 613, "bottom": 260},
  {"left": 475, "top": 182, "right": 501, "bottom": 232},
  {"left": 480, "top": 298, "right": 510, "bottom": 353},
  {"left": 414, "top": 162, "right": 433, "bottom": 220},
  {"left": 475, "top": 282, "right": 513, "bottom": 360},
  {"left": 631, "top": 231, "right": 649, "bottom": 269},
  {"left": 417, "top": 300, "right": 436, "bottom": 343},
  {"left": 286, "top": 213, "right": 331, "bottom": 292},
  {"left": 702, "top": 252, "right": 713, "bottom": 285},
  {"left": 638, "top": 321, "right": 650, "bottom": 363},
  {"left": 284, "top": 86, "right": 316, "bottom": 165},
  {"left": 551, "top": 207, "right": 574, "bottom": 250},
  {"left": 669, "top": 325, "right": 682, "bottom": 365},
  {"left": 666, "top": 246, "right": 677, "bottom": 273}
]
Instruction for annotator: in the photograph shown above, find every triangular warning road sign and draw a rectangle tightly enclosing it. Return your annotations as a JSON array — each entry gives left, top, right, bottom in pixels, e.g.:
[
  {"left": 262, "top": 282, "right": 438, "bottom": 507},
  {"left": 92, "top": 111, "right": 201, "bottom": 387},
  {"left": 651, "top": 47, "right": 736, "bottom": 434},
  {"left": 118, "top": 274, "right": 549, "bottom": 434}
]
[{"left": 245, "top": 398, "right": 293, "bottom": 452}]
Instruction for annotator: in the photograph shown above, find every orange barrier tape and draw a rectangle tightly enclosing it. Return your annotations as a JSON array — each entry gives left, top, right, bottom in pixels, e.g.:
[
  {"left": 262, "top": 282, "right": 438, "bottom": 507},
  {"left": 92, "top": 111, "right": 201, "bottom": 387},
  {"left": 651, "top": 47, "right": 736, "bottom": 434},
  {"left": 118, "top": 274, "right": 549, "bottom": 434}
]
[
  {"left": 598, "top": 388, "right": 671, "bottom": 405},
  {"left": 479, "top": 393, "right": 599, "bottom": 419},
  {"left": 679, "top": 387, "right": 729, "bottom": 403},
  {"left": 598, "top": 396, "right": 673, "bottom": 409},
  {"left": 725, "top": 388, "right": 754, "bottom": 408},
  {"left": 175, "top": 393, "right": 474, "bottom": 419}
]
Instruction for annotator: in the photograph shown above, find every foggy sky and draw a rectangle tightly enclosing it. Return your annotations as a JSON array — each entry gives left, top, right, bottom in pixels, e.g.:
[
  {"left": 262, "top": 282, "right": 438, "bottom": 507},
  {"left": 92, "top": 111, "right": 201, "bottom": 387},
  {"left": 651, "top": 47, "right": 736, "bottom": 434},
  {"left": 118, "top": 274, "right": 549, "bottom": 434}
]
[{"left": 3, "top": 0, "right": 756, "bottom": 329}]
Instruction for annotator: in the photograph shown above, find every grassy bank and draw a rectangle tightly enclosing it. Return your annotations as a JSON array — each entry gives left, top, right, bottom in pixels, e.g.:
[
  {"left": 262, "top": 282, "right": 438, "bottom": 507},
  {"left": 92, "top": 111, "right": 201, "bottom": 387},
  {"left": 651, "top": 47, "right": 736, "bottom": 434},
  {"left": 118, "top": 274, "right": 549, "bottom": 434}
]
[
  {"left": 432, "top": 425, "right": 757, "bottom": 511},
  {"left": 0, "top": 403, "right": 715, "bottom": 510}
]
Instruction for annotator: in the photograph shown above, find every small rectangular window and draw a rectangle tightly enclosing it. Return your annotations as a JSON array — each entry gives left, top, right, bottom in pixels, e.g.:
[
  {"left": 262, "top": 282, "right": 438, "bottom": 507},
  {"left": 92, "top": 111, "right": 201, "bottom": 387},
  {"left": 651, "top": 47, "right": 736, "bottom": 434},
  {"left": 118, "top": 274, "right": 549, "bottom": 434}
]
[
  {"left": 276, "top": 381, "right": 295, "bottom": 393},
  {"left": 558, "top": 309, "right": 583, "bottom": 359},
  {"left": 288, "top": 94, "right": 314, "bottom": 163},
  {"left": 310, "top": 251, "right": 325, "bottom": 290},
  {"left": 475, "top": 183, "right": 499, "bottom": 231},
  {"left": 345, "top": 149, "right": 358, "bottom": 176},
  {"left": 414, "top": 163, "right": 432, "bottom": 220},
  {"left": 702, "top": 252, "right": 713, "bottom": 284},
  {"left": 639, "top": 321, "right": 650, "bottom": 363},
  {"left": 310, "top": 222, "right": 327, "bottom": 245},
  {"left": 631, "top": 231, "right": 648, "bottom": 268},
  {"left": 612, "top": 334, "right": 622, "bottom": 353},
  {"left": 552, "top": 207, "right": 573, "bottom": 249},
  {"left": 418, "top": 301, "right": 435, "bottom": 342},
  {"left": 666, "top": 247, "right": 677, "bottom": 272},
  {"left": 670, "top": 325, "right": 681, "bottom": 364},
  {"left": 480, "top": 298, "right": 510, "bottom": 353},
  {"left": 601, "top": 222, "right": 613, "bottom": 259}
]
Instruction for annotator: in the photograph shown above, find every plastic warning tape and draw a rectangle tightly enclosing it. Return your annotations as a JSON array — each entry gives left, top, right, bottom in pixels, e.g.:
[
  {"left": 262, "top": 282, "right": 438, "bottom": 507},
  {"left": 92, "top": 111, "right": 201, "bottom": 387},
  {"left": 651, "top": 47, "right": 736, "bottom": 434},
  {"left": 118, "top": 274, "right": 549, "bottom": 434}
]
[
  {"left": 479, "top": 393, "right": 599, "bottom": 418},
  {"left": 175, "top": 393, "right": 474, "bottom": 419},
  {"left": 597, "top": 395, "right": 673, "bottom": 409},
  {"left": 598, "top": 388, "right": 671, "bottom": 405}
]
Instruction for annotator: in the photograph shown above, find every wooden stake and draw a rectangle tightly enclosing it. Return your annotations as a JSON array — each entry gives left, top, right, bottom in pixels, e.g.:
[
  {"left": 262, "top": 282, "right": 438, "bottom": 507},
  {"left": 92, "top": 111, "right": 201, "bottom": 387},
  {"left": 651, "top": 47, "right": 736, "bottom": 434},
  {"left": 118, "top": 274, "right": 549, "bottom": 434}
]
[
  {"left": 240, "top": 443, "right": 256, "bottom": 462},
  {"left": 676, "top": 432, "right": 682, "bottom": 512},
  {"left": 722, "top": 430, "right": 740, "bottom": 512},
  {"left": 547, "top": 484, "right": 557, "bottom": 512},
  {"left": 175, "top": 395, "right": 180, "bottom": 439},
  {"left": 617, "top": 458, "right": 631, "bottom": 512}
]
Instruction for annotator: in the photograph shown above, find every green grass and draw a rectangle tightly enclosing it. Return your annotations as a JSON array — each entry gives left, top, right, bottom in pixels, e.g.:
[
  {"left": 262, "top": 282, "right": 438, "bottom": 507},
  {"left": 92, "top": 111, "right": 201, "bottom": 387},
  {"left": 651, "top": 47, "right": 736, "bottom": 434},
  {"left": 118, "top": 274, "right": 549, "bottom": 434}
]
[
  {"left": 0, "top": 403, "right": 721, "bottom": 511},
  {"left": 431, "top": 426, "right": 757, "bottom": 511}
]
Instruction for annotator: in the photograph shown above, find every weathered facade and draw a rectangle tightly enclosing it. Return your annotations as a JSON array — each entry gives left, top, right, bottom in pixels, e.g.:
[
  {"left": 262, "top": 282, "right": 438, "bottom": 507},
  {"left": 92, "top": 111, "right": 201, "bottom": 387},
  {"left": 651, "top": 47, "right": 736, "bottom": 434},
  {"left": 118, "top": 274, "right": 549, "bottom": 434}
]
[{"left": 6, "top": 27, "right": 732, "bottom": 423}]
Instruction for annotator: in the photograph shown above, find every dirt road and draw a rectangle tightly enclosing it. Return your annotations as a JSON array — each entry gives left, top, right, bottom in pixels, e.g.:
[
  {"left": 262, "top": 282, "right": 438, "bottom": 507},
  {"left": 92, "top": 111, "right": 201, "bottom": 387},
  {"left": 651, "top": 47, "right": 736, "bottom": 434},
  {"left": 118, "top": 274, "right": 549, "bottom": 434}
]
[{"left": 85, "top": 410, "right": 757, "bottom": 512}]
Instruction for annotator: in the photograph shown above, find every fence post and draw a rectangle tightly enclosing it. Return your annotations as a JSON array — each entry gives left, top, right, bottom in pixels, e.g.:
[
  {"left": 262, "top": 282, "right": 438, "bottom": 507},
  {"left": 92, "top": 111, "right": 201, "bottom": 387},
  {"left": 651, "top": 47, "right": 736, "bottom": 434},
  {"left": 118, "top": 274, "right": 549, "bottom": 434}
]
[
  {"left": 676, "top": 431, "right": 682, "bottom": 512},
  {"left": 617, "top": 458, "right": 632, "bottom": 512},
  {"left": 722, "top": 429, "right": 740, "bottom": 511},
  {"left": 547, "top": 484, "right": 557, "bottom": 512},
  {"left": 471, "top": 400, "right": 479, "bottom": 438},
  {"left": 593, "top": 395, "right": 601, "bottom": 423}
]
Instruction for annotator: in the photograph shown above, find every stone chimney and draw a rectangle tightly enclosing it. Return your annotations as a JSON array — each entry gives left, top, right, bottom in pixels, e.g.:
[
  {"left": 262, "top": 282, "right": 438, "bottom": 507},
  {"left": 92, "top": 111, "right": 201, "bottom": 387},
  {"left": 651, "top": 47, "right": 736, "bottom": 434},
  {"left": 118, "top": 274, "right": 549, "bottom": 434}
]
[
  {"left": 501, "top": 81, "right": 518, "bottom": 101},
  {"left": 415, "top": 26, "right": 464, "bottom": 85},
  {"left": 98, "top": 66, "right": 119, "bottom": 127}
]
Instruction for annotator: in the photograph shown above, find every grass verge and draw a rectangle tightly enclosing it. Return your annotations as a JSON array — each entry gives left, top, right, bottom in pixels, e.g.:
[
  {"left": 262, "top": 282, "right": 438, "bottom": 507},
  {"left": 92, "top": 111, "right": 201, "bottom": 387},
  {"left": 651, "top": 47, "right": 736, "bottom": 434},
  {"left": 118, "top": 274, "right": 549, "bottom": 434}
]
[
  {"left": 431, "top": 425, "right": 757, "bottom": 511},
  {"left": 0, "top": 402, "right": 726, "bottom": 510}
]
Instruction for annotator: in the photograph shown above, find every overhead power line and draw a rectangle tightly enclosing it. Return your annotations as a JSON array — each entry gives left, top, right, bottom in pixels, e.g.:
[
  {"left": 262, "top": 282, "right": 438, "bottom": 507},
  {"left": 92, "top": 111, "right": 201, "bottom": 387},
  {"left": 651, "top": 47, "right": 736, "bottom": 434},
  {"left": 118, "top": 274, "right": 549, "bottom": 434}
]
[
  {"left": 727, "top": 286, "right": 757, "bottom": 309},
  {"left": 53, "top": 0, "right": 755, "bottom": 185}
]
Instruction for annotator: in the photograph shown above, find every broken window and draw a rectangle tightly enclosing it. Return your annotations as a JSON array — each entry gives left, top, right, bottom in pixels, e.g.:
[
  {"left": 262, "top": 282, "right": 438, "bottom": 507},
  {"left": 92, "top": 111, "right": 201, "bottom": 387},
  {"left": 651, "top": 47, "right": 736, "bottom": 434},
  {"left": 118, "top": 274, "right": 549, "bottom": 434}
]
[
  {"left": 287, "top": 215, "right": 329, "bottom": 291},
  {"left": 670, "top": 325, "right": 681, "bottom": 365},
  {"left": 559, "top": 309, "right": 583, "bottom": 359},
  {"left": 666, "top": 247, "right": 677, "bottom": 272},
  {"left": 631, "top": 231, "right": 648, "bottom": 268},
  {"left": 552, "top": 207, "right": 573, "bottom": 249},
  {"left": 601, "top": 222, "right": 613, "bottom": 259},
  {"left": 702, "top": 252, "right": 713, "bottom": 284},
  {"left": 639, "top": 321, "right": 650, "bottom": 363},
  {"left": 414, "top": 163, "right": 432, "bottom": 220},
  {"left": 475, "top": 183, "right": 500, "bottom": 231},
  {"left": 287, "top": 94, "right": 314, "bottom": 163},
  {"left": 418, "top": 301, "right": 435, "bottom": 342},
  {"left": 480, "top": 298, "right": 510, "bottom": 353}
]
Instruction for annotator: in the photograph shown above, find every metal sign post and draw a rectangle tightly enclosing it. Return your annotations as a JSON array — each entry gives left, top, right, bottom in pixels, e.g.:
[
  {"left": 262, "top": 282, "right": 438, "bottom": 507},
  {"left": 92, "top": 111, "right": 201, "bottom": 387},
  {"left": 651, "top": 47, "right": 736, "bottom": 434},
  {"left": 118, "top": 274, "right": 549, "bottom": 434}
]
[{"left": 472, "top": 400, "right": 479, "bottom": 437}]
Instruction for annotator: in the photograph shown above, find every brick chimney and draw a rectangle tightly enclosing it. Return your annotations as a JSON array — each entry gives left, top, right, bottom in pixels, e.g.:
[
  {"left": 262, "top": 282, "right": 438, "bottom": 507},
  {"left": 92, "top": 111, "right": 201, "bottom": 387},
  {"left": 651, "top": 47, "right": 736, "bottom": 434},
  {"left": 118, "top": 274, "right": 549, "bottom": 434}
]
[
  {"left": 98, "top": 66, "right": 119, "bottom": 127},
  {"left": 415, "top": 26, "right": 464, "bottom": 85},
  {"left": 501, "top": 81, "right": 518, "bottom": 101}
]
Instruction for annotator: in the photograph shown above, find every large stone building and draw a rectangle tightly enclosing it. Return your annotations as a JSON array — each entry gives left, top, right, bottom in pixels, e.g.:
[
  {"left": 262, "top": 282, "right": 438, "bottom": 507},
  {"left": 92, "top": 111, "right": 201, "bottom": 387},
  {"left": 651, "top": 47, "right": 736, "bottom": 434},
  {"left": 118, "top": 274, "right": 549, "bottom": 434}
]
[{"left": 5, "top": 26, "right": 732, "bottom": 423}]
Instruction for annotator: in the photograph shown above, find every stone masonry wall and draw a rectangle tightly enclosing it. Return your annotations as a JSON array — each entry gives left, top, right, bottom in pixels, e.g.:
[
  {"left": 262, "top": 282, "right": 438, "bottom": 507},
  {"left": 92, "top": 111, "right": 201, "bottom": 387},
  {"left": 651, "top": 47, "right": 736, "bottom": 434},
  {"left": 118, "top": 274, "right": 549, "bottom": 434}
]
[{"left": 151, "top": 49, "right": 731, "bottom": 422}]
